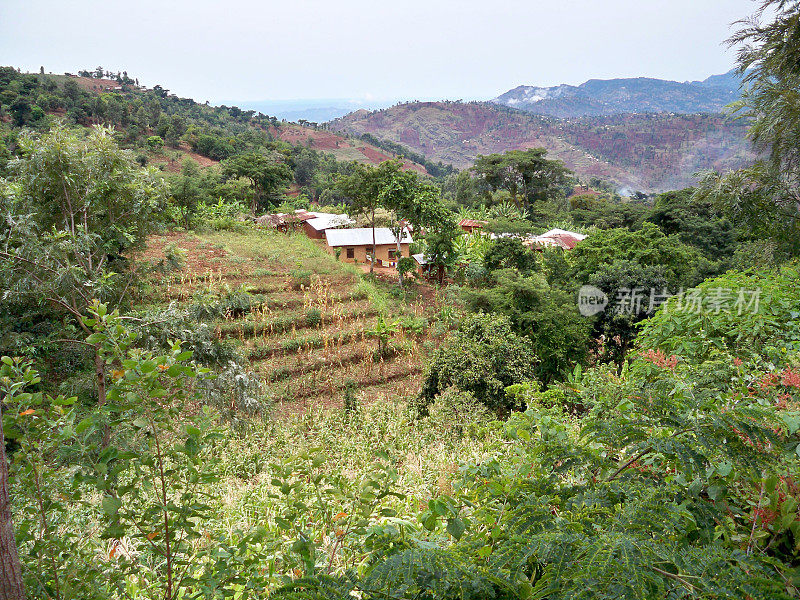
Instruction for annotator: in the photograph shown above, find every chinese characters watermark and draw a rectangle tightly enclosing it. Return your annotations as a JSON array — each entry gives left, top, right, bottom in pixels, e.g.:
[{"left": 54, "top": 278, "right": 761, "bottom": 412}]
[{"left": 578, "top": 285, "right": 761, "bottom": 317}]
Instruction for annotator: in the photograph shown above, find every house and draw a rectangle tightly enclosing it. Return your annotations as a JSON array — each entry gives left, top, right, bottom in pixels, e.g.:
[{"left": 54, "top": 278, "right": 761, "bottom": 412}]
[
  {"left": 525, "top": 228, "right": 588, "bottom": 251},
  {"left": 325, "top": 227, "right": 413, "bottom": 267},
  {"left": 458, "top": 219, "right": 488, "bottom": 234},
  {"left": 412, "top": 253, "right": 432, "bottom": 277},
  {"left": 302, "top": 212, "right": 355, "bottom": 239},
  {"left": 255, "top": 210, "right": 314, "bottom": 232}
]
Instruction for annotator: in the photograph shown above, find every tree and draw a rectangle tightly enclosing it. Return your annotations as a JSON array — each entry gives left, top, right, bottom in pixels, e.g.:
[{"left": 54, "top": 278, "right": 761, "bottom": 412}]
[
  {"left": 647, "top": 188, "right": 737, "bottom": 261},
  {"left": 336, "top": 163, "right": 386, "bottom": 274},
  {"left": 377, "top": 164, "right": 423, "bottom": 288},
  {"left": 146, "top": 135, "right": 164, "bottom": 151},
  {"left": 419, "top": 313, "right": 538, "bottom": 415},
  {"left": 422, "top": 213, "right": 461, "bottom": 284},
  {"left": 0, "top": 125, "right": 165, "bottom": 414},
  {"left": 170, "top": 158, "right": 206, "bottom": 229},
  {"left": 483, "top": 237, "right": 538, "bottom": 274},
  {"left": 465, "top": 270, "right": 592, "bottom": 383},
  {"left": 570, "top": 222, "right": 703, "bottom": 291},
  {"left": 222, "top": 151, "right": 292, "bottom": 214},
  {"left": 0, "top": 360, "right": 25, "bottom": 599},
  {"left": 472, "top": 148, "right": 572, "bottom": 210}
]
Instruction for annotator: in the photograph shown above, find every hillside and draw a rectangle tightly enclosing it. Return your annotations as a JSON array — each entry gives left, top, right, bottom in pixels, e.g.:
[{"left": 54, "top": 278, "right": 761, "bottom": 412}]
[
  {"left": 492, "top": 70, "right": 742, "bottom": 118},
  {"left": 0, "top": 68, "right": 430, "bottom": 179},
  {"left": 330, "top": 101, "right": 756, "bottom": 191},
  {"left": 137, "top": 229, "right": 436, "bottom": 413}
]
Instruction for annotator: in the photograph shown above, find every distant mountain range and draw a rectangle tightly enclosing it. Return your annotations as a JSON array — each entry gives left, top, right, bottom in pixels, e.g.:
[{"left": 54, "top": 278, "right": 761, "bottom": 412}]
[
  {"left": 491, "top": 70, "right": 743, "bottom": 118},
  {"left": 330, "top": 100, "right": 756, "bottom": 193},
  {"left": 226, "top": 99, "right": 396, "bottom": 123}
]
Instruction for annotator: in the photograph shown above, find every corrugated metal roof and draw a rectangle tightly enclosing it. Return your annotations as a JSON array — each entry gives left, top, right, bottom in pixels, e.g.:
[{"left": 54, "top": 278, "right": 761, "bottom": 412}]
[
  {"left": 540, "top": 228, "right": 587, "bottom": 241},
  {"left": 305, "top": 212, "right": 355, "bottom": 231},
  {"left": 325, "top": 227, "right": 413, "bottom": 247},
  {"left": 458, "top": 219, "right": 488, "bottom": 228}
]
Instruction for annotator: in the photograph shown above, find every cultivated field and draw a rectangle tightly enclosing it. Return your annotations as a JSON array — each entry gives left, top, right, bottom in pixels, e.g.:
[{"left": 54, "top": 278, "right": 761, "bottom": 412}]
[{"left": 137, "top": 228, "right": 440, "bottom": 415}]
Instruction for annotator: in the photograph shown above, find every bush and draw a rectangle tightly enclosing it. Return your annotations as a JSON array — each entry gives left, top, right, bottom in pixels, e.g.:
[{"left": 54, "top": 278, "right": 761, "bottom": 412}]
[
  {"left": 418, "top": 313, "right": 538, "bottom": 415},
  {"left": 289, "top": 269, "right": 312, "bottom": 290},
  {"left": 305, "top": 308, "right": 322, "bottom": 328},
  {"left": 426, "top": 387, "right": 492, "bottom": 438}
]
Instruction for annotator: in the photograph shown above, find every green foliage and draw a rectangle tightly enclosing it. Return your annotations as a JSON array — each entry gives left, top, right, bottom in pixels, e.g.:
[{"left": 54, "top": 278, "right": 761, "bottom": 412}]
[
  {"left": 169, "top": 158, "right": 207, "bottom": 229},
  {"left": 637, "top": 263, "right": 800, "bottom": 367},
  {"left": 472, "top": 148, "right": 572, "bottom": 209},
  {"left": 0, "top": 125, "right": 165, "bottom": 362},
  {"left": 419, "top": 313, "right": 538, "bottom": 414},
  {"left": 483, "top": 237, "right": 538, "bottom": 273},
  {"left": 222, "top": 151, "right": 293, "bottom": 214},
  {"left": 466, "top": 269, "right": 592, "bottom": 382},
  {"left": 647, "top": 188, "right": 737, "bottom": 260},
  {"left": 365, "top": 314, "right": 400, "bottom": 359},
  {"left": 145, "top": 135, "right": 163, "bottom": 151},
  {"left": 570, "top": 222, "right": 703, "bottom": 289}
]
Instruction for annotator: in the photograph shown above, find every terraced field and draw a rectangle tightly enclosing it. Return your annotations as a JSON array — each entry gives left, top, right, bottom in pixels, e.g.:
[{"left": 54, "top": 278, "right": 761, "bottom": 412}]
[{"left": 138, "top": 228, "right": 436, "bottom": 415}]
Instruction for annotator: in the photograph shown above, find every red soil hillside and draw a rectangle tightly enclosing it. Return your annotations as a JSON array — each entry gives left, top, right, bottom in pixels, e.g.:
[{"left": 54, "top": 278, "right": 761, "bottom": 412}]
[
  {"left": 330, "top": 101, "right": 757, "bottom": 192},
  {"left": 272, "top": 123, "right": 428, "bottom": 175},
  {"left": 69, "top": 76, "right": 123, "bottom": 93}
]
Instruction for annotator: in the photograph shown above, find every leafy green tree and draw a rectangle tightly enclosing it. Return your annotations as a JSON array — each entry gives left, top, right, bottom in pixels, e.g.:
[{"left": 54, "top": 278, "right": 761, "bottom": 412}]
[
  {"left": 0, "top": 125, "right": 165, "bottom": 410},
  {"left": 483, "top": 237, "right": 538, "bottom": 273},
  {"left": 422, "top": 216, "right": 461, "bottom": 284},
  {"left": 374, "top": 162, "right": 455, "bottom": 287},
  {"left": 569, "top": 223, "right": 705, "bottom": 362},
  {"left": 146, "top": 135, "right": 164, "bottom": 151},
  {"left": 222, "top": 151, "right": 292, "bottom": 214},
  {"left": 169, "top": 158, "right": 206, "bottom": 229},
  {"left": 570, "top": 222, "right": 703, "bottom": 290},
  {"left": 0, "top": 358, "right": 25, "bottom": 599},
  {"left": 336, "top": 162, "right": 392, "bottom": 274},
  {"left": 647, "top": 188, "right": 736, "bottom": 260},
  {"left": 419, "top": 313, "right": 538, "bottom": 414},
  {"left": 465, "top": 269, "right": 592, "bottom": 383},
  {"left": 472, "top": 148, "right": 572, "bottom": 210}
]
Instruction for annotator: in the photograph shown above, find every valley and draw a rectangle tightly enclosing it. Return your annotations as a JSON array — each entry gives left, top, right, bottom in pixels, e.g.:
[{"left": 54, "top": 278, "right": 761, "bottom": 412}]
[{"left": 331, "top": 100, "right": 756, "bottom": 192}]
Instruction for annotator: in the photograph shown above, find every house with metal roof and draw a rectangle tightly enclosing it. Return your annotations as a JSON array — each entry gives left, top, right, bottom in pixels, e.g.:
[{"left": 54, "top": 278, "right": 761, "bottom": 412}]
[
  {"left": 458, "top": 219, "right": 488, "bottom": 234},
  {"left": 525, "top": 228, "right": 588, "bottom": 251},
  {"left": 325, "top": 227, "right": 413, "bottom": 267},
  {"left": 302, "top": 212, "right": 355, "bottom": 239}
]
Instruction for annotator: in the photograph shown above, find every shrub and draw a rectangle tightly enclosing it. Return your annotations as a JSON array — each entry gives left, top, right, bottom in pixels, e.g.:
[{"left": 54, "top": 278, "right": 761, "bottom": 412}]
[
  {"left": 305, "top": 308, "right": 322, "bottom": 328},
  {"left": 418, "top": 313, "right": 538, "bottom": 415},
  {"left": 289, "top": 269, "right": 312, "bottom": 290},
  {"left": 426, "top": 387, "right": 492, "bottom": 438}
]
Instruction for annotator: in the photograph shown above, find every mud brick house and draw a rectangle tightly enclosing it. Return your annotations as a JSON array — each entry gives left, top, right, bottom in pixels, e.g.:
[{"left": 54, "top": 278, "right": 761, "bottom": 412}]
[{"left": 325, "top": 227, "right": 413, "bottom": 267}]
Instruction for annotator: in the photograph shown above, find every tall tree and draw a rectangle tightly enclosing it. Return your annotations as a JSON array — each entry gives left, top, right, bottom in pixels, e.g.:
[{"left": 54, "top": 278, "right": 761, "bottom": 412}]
[
  {"left": 222, "top": 151, "right": 292, "bottom": 214},
  {"left": 0, "top": 374, "right": 24, "bottom": 599},
  {"left": 170, "top": 158, "right": 206, "bottom": 229},
  {"left": 472, "top": 148, "right": 571, "bottom": 210},
  {"left": 0, "top": 125, "right": 165, "bottom": 412},
  {"left": 336, "top": 162, "right": 388, "bottom": 274}
]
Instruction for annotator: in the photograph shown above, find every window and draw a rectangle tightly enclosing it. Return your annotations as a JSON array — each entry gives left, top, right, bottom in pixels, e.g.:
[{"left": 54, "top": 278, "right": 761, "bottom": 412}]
[
  {"left": 388, "top": 249, "right": 397, "bottom": 259},
  {"left": 346, "top": 248, "right": 355, "bottom": 259}
]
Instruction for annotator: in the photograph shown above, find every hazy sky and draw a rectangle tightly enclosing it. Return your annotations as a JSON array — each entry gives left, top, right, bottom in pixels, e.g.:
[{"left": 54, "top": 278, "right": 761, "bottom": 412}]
[{"left": 0, "top": 0, "right": 758, "bottom": 104}]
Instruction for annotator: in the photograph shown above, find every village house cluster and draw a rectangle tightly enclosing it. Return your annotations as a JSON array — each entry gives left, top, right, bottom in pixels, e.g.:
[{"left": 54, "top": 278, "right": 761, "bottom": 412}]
[{"left": 255, "top": 210, "right": 587, "bottom": 277}]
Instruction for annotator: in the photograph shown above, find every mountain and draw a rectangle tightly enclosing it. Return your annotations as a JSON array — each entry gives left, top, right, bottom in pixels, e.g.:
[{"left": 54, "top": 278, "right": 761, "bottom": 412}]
[
  {"left": 0, "top": 68, "right": 431, "bottom": 179},
  {"left": 224, "top": 99, "right": 397, "bottom": 124},
  {"left": 329, "top": 101, "right": 756, "bottom": 192},
  {"left": 491, "top": 71, "right": 743, "bottom": 118}
]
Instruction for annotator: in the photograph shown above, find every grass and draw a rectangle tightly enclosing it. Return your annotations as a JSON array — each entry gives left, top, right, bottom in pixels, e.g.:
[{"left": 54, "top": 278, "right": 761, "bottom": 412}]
[
  {"left": 214, "top": 397, "right": 511, "bottom": 540},
  {"left": 137, "top": 226, "right": 440, "bottom": 411}
]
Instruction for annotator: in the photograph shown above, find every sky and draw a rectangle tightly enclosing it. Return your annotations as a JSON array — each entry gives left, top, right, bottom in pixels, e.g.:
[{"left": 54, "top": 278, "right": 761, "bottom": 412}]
[{"left": 0, "top": 0, "right": 759, "bottom": 105}]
